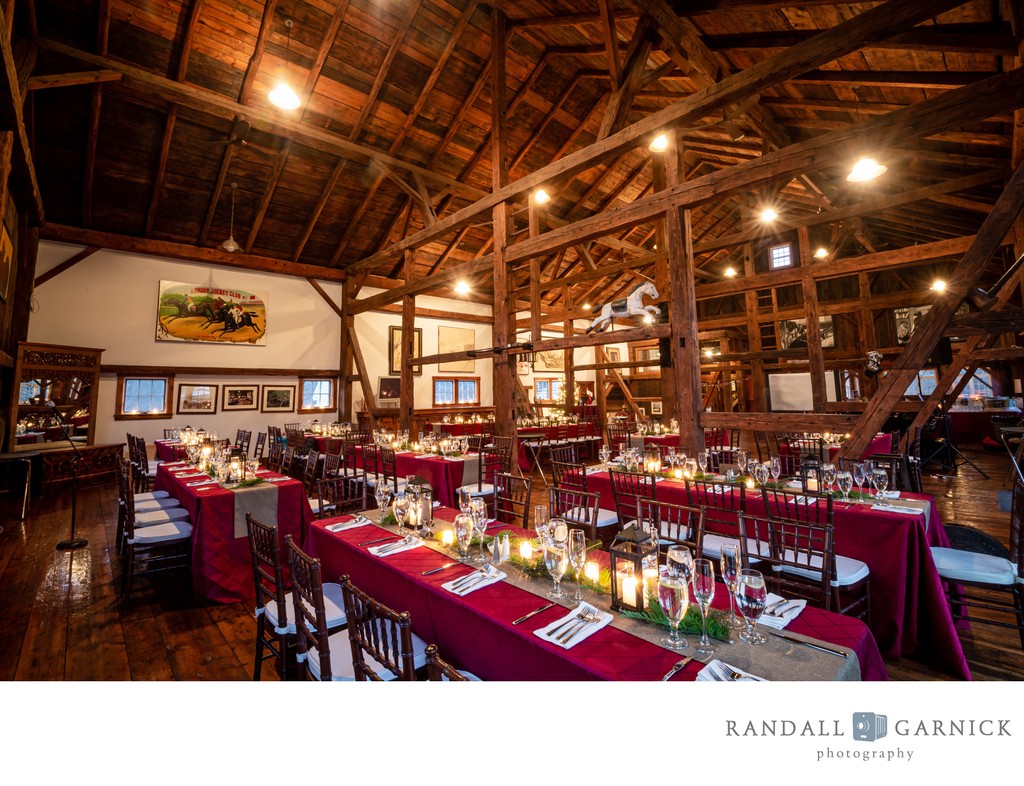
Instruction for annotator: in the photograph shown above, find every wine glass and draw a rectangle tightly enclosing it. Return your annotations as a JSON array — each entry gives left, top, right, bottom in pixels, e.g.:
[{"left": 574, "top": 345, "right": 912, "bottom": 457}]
[
  {"left": 470, "top": 498, "right": 489, "bottom": 563},
  {"left": 837, "top": 470, "right": 854, "bottom": 503},
  {"left": 872, "top": 469, "right": 889, "bottom": 498},
  {"left": 821, "top": 463, "right": 837, "bottom": 495},
  {"left": 392, "top": 493, "right": 410, "bottom": 535},
  {"left": 658, "top": 574, "right": 689, "bottom": 650},
  {"left": 692, "top": 558, "right": 716, "bottom": 656},
  {"left": 684, "top": 457, "right": 698, "bottom": 478},
  {"left": 753, "top": 462, "right": 769, "bottom": 487},
  {"left": 542, "top": 536, "right": 568, "bottom": 600},
  {"left": 697, "top": 451, "right": 708, "bottom": 475},
  {"left": 568, "top": 529, "right": 587, "bottom": 603},
  {"left": 736, "top": 450, "right": 749, "bottom": 476},
  {"left": 667, "top": 545, "right": 694, "bottom": 587},
  {"left": 598, "top": 445, "right": 611, "bottom": 468},
  {"left": 720, "top": 544, "right": 743, "bottom": 630},
  {"left": 458, "top": 487, "right": 472, "bottom": 516},
  {"left": 853, "top": 462, "right": 866, "bottom": 497},
  {"left": 770, "top": 455, "right": 781, "bottom": 483},
  {"left": 736, "top": 569, "right": 768, "bottom": 645},
  {"left": 534, "top": 504, "right": 550, "bottom": 541},
  {"left": 373, "top": 484, "right": 393, "bottom": 523},
  {"left": 453, "top": 513, "right": 474, "bottom": 563}
]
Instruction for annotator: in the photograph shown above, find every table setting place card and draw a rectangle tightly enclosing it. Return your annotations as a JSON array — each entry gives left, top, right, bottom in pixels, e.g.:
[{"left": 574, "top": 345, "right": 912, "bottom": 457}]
[
  {"left": 534, "top": 602, "right": 613, "bottom": 650},
  {"left": 442, "top": 564, "right": 506, "bottom": 596},
  {"left": 758, "top": 593, "right": 807, "bottom": 630},
  {"left": 325, "top": 515, "right": 373, "bottom": 533},
  {"left": 696, "top": 659, "right": 767, "bottom": 682},
  {"left": 368, "top": 535, "right": 423, "bottom": 557}
]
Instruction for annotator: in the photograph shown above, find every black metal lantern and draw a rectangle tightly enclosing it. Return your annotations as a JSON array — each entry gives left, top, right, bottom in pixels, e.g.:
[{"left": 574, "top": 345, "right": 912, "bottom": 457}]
[
  {"left": 609, "top": 524, "right": 658, "bottom": 613},
  {"left": 800, "top": 456, "right": 822, "bottom": 494}
]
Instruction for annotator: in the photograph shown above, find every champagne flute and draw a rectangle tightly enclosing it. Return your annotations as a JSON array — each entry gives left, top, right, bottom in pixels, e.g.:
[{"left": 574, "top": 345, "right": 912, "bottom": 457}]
[
  {"left": 658, "top": 574, "right": 690, "bottom": 651},
  {"left": 667, "top": 545, "right": 694, "bottom": 587},
  {"left": 853, "top": 462, "right": 866, "bottom": 497},
  {"left": 720, "top": 544, "right": 743, "bottom": 629},
  {"left": 542, "top": 536, "right": 568, "bottom": 600},
  {"left": 534, "top": 504, "right": 550, "bottom": 541},
  {"left": 373, "top": 483, "right": 393, "bottom": 523},
  {"left": 392, "top": 493, "right": 410, "bottom": 535},
  {"left": 821, "top": 463, "right": 837, "bottom": 495},
  {"left": 736, "top": 450, "right": 749, "bottom": 476},
  {"left": 453, "top": 513, "right": 474, "bottom": 563},
  {"left": 470, "top": 497, "right": 489, "bottom": 563},
  {"left": 568, "top": 529, "right": 587, "bottom": 603},
  {"left": 736, "top": 569, "right": 768, "bottom": 644},
  {"left": 770, "top": 455, "right": 781, "bottom": 483},
  {"left": 837, "top": 470, "right": 853, "bottom": 503},
  {"left": 458, "top": 487, "right": 472, "bottom": 515},
  {"left": 697, "top": 451, "right": 708, "bottom": 475},
  {"left": 692, "top": 558, "right": 716, "bottom": 656}
]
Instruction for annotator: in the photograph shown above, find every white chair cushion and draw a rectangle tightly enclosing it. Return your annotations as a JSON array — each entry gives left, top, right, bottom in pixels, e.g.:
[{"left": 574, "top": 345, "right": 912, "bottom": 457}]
[
  {"left": 264, "top": 582, "right": 347, "bottom": 635},
  {"left": 701, "top": 534, "right": 771, "bottom": 560},
  {"left": 134, "top": 490, "right": 171, "bottom": 501},
  {"left": 128, "top": 519, "right": 192, "bottom": 544},
  {"left": 456, "top": 483, "right": 494, "bottom": 497},
  {"left": 134, "top": 498, "right": 182, "bottom": 513},
  {"left": 779, "top": 550, "right": 870, "bottom": 587},
  {"left": 307, "top": 628, "right": 428, "bottom": 682},
  {"left": 930, "top": 547, "right": 1017, "bottom": 586},
  {"left": 135, "top": 507, "right": 191, "bottom": 525},
  {"left": 563, "top": 506, "right": 619, "bottom": 529}
]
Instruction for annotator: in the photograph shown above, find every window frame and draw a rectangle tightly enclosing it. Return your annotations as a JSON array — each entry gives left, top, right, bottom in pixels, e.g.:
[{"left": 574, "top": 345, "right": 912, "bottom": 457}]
[
  {"left": 298, "top": 376, "right": 337, "bottom": 414},
  {"left": 431, "top": 376, "right": 480, "bottom": 408},
  {"left": 769, "top": 242, "right": 793, "bottom": 270},
  {"left": 533, "top": 377, "right": 563, "bottom": 405},
  {"left": 114, "top": 374, "right": 174, "bottom": 420}
]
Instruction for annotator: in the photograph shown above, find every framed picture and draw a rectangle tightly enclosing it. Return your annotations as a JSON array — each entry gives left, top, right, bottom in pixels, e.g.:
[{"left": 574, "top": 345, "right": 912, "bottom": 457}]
[
  {"left": 779, "top": 317, "right": 835, "bottom": 350},
  {"left": 176, "top": 384, "right": 218, "bottom": 415},
  {"left": 650, "top": 401, "right": 663, "bottom": 415},
  {"left": 261, "top": 385, "right": 295, "bottom": 413},
  {"left": 894, "top": 305, "right": 930, "bottom": 345},
  {"left": 223, "top": 385, "right": 259, "bottom": 411},
  {"left": 0, "top": 224, "right": 12, "bottom": 303},
  {"left": 438, "top": 326, "right": 475, "bottom": 373},
  {"left": 517, "top": 360, "right": 532, "bottom": 376},
  {"left": 630, "top": 344, "right": 661, "bottom": 374},
  {"left": 156, "top": 280, "right": 267, "bottom": 345},
  {"left": 378, "top": 377, "right": 401, "bottom": 401},
  {"left": 533, "top": 349, "right": 564, "bottom": 372},
  {"left": 389, "top": 326, "right": 422, "bottom": 376}
]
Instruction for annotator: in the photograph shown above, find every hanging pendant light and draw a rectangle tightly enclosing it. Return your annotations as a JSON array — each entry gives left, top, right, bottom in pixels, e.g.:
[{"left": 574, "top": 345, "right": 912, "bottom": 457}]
[
  {"left": 268, "top": 18, "right": 301, "bottom": 110},
  {"left": 220, "top": 182, "right": 240, "bottom": 253}
]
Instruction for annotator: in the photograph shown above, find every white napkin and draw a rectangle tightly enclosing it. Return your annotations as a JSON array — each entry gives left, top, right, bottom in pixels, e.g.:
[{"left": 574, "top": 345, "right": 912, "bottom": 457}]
[
  {"left": 696, "top": 659, "right": 767, "bottom": 682},
  {"left": 442, "top": 564, "right": 506, "bottom": 596},
  {"left": 260, "top": 475, "right": 289, "bottom": 482},
  {"left": 368, "top": 535, "right": 422, "bottom": 557},
  {"left": 871, "top": 502, "right": 910, "bottom": 513},
  {"left": 534, "top": 603, "right": 613, "bottom": 650},
  {"left": 785, "top": 479, "right": 803, "bottom": 489},
  {"left": 325, "top": 515, "right": 372, "bottom": 533},
  {"left": 709, "top": 484, "right": 733, "bottom": 494},
  {"left": 758, "top": 593, "right": 806, "bottom": 630},
  {"left": 176, "top": 472, "right": 209, "bottom": 479},
  {"left": 163, "top": 461, "right": 188, "bottom": 468},
  {"left": 187, "top": 480, "right": 219, "bottom": 488},
  {"left": 443, "top": 456, "right": 464, "bottom": 461},
  {"left": 792, "top": 495, "right": 816, "bottom": 506},
  {"left": 876, "top": 490, "right": 901, "bottom": 500}
]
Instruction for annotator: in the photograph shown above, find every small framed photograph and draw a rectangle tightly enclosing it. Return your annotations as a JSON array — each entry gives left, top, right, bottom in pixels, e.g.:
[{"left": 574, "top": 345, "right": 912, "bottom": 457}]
[
  {"left": 517, "top": 360, "right": 532, "bottom": 376},
  {"left": 389, "top": 326, "right": 422, "bottom": 376},
  {"left": 261, "top": 385, "right": 295, "bottom": 413},
  {"left": 176, "top": 384, "right": 218, "bottom": 415},
  {"left": 223, "top": 385, "right": 259, "bottom": 411},
  {"left": 650, "top": 401, "right": 663, "bottom": 416}
]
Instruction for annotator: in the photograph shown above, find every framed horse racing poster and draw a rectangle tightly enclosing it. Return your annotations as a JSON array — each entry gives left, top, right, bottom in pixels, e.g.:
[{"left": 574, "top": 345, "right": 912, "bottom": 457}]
[{"left": 156, "top": 281, "right": 267, "bottom": 345}]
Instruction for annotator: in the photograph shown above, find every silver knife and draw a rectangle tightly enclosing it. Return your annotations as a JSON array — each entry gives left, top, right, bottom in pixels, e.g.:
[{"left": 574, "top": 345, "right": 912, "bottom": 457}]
[
  {"left": 422, "top": 561, "right": 458, "bottom": 576},
  {"left": 512, "top": 603, "right": 555, "bottom": 625},
  {"left": 451, "top": 568, "right": 487, "bottom": 589},
  {"left": 661, "top": 655, "right": 695, "bottom": 681},
  {"left": 359, "top": 536, "right": 394, "bottom": 547},
  {"left": 766, "top": 629, "right": 849, "bottom": 658}
]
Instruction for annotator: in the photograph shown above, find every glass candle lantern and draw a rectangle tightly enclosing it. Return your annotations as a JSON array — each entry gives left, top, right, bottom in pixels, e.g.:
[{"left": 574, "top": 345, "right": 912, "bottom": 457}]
[
  {"left": 609, "top": 524, "right": 658, "bottom": 613},
  {"left": 643, "top": 445, "right": 662, "bottom": 474}
]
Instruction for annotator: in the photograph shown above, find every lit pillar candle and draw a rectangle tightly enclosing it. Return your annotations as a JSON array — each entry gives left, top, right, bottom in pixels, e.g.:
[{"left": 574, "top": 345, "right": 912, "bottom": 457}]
[
  {"left": 642, "top": 567, "right": 659, "bottom": 606},
  {"left": 746, "top": 477, "right": 756, "bottom": 490},
  {"left": 674, "top": 468, "right": 684, "bottom": 479},
  {"left": 584, "top": 561, "right": 600, "bottom": 583},
  {"left": 519, "top": 541, "right": 534, "bottom": 560},
  {"left": 616, "top": 566, "right": 637, "bottom": 607},
  {"left": 441, "top": 529, "right": 454, "bottom": 546}
]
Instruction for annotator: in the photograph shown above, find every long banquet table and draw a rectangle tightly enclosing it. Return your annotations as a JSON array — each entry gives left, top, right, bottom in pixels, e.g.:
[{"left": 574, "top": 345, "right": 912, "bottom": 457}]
[
  {"left": 304, "top": 509, "right": 887, "bottom": 681},
  {"left": 153, "top": 462, "right": 313, "bottom": 603},
  {"left": 351, "top": 446, "right": 479, "bottom": 507},
  {"left": 585, "top": 471, "right": 969, "bottom": 679}
]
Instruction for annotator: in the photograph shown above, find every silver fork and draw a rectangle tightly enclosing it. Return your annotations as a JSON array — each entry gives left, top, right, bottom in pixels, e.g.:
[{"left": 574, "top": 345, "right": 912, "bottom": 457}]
[
  {"left": 717, "top": 662, "right": 747, "bottom": 681},
  {"left": 557, "top": 607, "right": 604, "bottom": 644},
  {"left": 546, "top": 607, "right": 593, "bottom": 638},
  {"left": 377, "top": 535, "right": 412, "bottom": 555}
]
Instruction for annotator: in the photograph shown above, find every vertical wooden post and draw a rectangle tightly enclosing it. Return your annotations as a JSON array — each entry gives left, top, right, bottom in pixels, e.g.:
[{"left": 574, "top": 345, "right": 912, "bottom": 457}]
[
  {"left": 528, "top": 199, "right": 542, "bottom": 344},
  {"left": 595, "top": 346, "right": 608, "bottom": 426},
  {"left": 400, "top": 249, "right": 416, "bottom": 432},
  {"left": 857, "top": 272, "right": 877, "bottom": 398},
  {"left": 799, "top": 228, "right": 827, "bottom": 411},
  {"left": 743, "top": 243, "right": 766, "bottom": 410},
  {"left": 662, "top": 131, "right": 702, "bottom": 451},
  {"left": 651, "top": 151, "right": 675, "bottom": 420},
  {"left": 339, "top": 277, "right": 351, "bottom": 422},
  {"left": 490, "top": 9, "right": 514, "bottom": 440},
  {"left": 563, "top": 284, "right": 575, "bottom": 415}
]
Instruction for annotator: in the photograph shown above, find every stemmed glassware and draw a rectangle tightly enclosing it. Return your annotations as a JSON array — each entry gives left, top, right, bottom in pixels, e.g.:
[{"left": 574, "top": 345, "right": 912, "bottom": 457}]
[
  {"left": 658, "top": 573, "right": 690, "bottom": 650},
  {"left": 853, "top": 462, "right": 867, "bottom": 497},
  {"left": 470, "top": 497, "right": 488, "bottom": 563},
  {"left": 534, "top": 504, "right": 550, "bottom": 540},
  {"left": 753, "top": 462, "right": 770, "bottom": 487},
  {"left": 453, "top": 513, "right": 474, "bottom": 562},
  {"left": 568, "top": 529, "right": 587, "bottom": 603},
  {"left": 458, "top": 487, "right": 472, "bottom": 516},
  {"left": 684, "top": 457, "right": 698, "bottom": 478},
  {"left": 692, "top": 558, "right": 717, "bottom": 656},
  {"left": 373, "top": 484, "right": 393, "bottom": 523},
  {"left": 837, "top": 470, "right": 854, "bottom": 503},
  {"left": 736, "top": 450, "right": 749, "bottom": 476},
  {"left": 720, "top": 544, "right": 743, "bottom": 630},
  {"left": 392, "top": 493, "right": 410, "bottom": 535},
  {"left": 770, "top": 455, "right": 781, "bottom": 484},
  {"left": 667, "top": 545, "right": 694, "bottom": 587},
  {"left": 542, "top": 535, "right": 568, "bottom": 600},
  {"left": 598, "top": 445, "right": 611, "bottom": 468},
  {"left": 872, "top": 469, "right": 889, "bottom": 498},
  {"left": 821, "top": 463, "right": 837, "bottom": 495},
  {"left": 736, "top": 569, "right": 768, "bottom": 645},
  {"left": 697, "top": 451, "right": 708, "bottom": 475}
]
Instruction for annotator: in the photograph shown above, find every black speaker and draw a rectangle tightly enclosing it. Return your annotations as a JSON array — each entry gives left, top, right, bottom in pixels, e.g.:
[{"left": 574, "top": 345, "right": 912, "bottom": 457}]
[
  {"left": 928, "top": 337, "right": 953, "bottom": 366},
  {"left": 657, "top": 303, "right": 671, "bottom": 368}
]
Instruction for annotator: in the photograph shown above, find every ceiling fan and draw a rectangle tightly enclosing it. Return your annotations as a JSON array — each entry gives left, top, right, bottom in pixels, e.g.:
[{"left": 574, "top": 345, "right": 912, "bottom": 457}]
[{"left": 204, "top": 119, "right": 274, "bottom": 157}]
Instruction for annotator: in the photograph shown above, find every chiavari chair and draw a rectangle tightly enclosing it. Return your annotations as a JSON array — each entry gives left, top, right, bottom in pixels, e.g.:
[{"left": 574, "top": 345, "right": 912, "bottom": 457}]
[
  {"left": 549, "top": 486, "right": 617, "bottom": 546},
  {"left": 339, "top": 575, "right": 429, "bottom": 681},
  {"left": 424, "top": 644, "right": 480, "bottom": 681},
  {"left": 493, "top": 472, "right": 533, "bottom": 529},
  {"left": 608, "top": 469, "right": 656, "bottom": 530},
  {"left": 636, "top": 498, "right": 704, "bottom": 555}
]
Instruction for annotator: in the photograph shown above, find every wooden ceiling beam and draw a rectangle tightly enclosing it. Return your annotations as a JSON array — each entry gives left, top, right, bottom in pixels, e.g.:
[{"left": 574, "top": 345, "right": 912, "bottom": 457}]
[
  {"left": 26, "top": 69, "right": 120, "bottom": 90},
  {"left": 291, "top": 158, "right": 345, "bottom": 261},
  {"left": 789, "top": 70, "right": 991, "bottom": 88},
  {"left": 598, "top": 0, "right": 621, "bottom": 84},
  {"left": 41, "top": 224, "right": 348, "bottom": 281},
  {"left": 300, "top": 0, "right": 351, "bottom": 99},
  {"left": 598, "top": 16, "right": 656, "bottom": 140},
  {"left": 197, "top": 115, "right": 241, "bottom": 245},
  {"left": 244, "top": 140, "right": 292, "bottom": 253},
  {"left": 238, "top": 0, "right": 278, "bottom": 106},
  {"left": 349, "top": 0, "right": 963, "bottom": 274},
  {"left": 33, "top": 246, "right": 100, "bottom": 288},
  {"left": 508, "top": 10, "right": 638, "bottom": 28},
  {"left": 144, "top": 107, "right": 177, "bottom": 234},
  {"left": 699, "top": 26, "right": 1019, "bottom": 56}
]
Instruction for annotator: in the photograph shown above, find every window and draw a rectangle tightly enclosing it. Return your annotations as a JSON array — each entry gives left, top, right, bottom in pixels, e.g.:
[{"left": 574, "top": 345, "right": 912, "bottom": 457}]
[
  {"left": 299, "top": 377, "right": 336, "bottom": 412},
  {"left": 432, "top": 376, "right": 480, "bottom": 407},
  {"left": 955, "top": 368, "right": 993, "bottom": 399},
  {"left": 115, "top": 375, "right": 173, "bottom": 420},
  {"left": 904, "top": 370, "right": 938, "bottom": 397},
  {"left": 769, "top": 243, "right": 792, "bottom": 269},
  {"left": 533, "top": 377, "right": 562, "bottom": 404}
]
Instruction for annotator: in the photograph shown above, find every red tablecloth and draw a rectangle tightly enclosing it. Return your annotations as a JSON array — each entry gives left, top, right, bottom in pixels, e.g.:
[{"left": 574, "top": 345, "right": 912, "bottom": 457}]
[
  {"left": 16, "top": 432, "right": 44, "bottom": 444},
  {"left": 586, "top": 472, "right": 969, "bottom": 679},
  {"left": 153, "top": 463, "right": 313, "bottom": 603},
  {"left": 304, "top": 511, "right": 886, "bottom": 681},
  {"left": 948, "top": 410, "right": 1020, "bottom": 443},
  {"left": 354, "top": 446, "right": 472, "bottom": 507},
  {"left": 154, "top": 439, "right": 185, "bottom": 462},
  {"left": 429, "top": 422, "right": 484, "bottom": 436},
  {"left": 516, "top": 424, "right": 599, "bottom": 471}
]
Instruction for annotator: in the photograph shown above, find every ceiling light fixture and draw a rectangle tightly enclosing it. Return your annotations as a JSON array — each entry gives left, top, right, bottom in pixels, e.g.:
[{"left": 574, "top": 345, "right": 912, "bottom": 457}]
[
  {"left": 815, "top": 247, "right": 829, "bottom": 259},
  {"left": 724, "top": 267, "right": 737, "bottom": 278},
  {"left": 648, "top": 133, "right": 669, "bottom": 153},
  {"left": 847, "top": 156, "right": 887, "bottom": 182},
  {"left": 268, "top": 19, "right": 301, "bottom": 110},
  {"left": 759, "top": 207, "right": 778, "bottom": 223},
  {"left": 931, "top": 279, "right": 947, "bottom": 293},
  {"left": 582, "top": 302, "right": 590, "bottom": 310},
  {"left": 643, "top": 313, "right": 654, "bottom": 324},
  {"left": 220, "top": 183, "right": 240, "bottom": 253},
  {"left": 533, "top": 188, "right": 551, "bottom": 205},
  {"left": 454, "top": 280, "right": 471, "bottom": 295}
]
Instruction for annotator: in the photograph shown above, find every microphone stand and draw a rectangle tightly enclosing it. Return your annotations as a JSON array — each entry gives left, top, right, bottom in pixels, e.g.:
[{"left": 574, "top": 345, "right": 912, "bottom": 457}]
[{"left": 50, "top": 402, "right": 87, "bottom": 551}]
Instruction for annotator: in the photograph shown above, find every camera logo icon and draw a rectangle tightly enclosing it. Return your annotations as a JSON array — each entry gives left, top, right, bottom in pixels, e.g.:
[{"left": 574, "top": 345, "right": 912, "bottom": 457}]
[{"left": 852, "top": 712, "right": 888, "bottom": 742}]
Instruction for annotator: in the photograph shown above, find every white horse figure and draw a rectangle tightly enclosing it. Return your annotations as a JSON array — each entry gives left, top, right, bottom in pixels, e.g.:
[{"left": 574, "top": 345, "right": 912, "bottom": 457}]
[{"left": 586, "top": 282, "right": 661, "bottom": 334}]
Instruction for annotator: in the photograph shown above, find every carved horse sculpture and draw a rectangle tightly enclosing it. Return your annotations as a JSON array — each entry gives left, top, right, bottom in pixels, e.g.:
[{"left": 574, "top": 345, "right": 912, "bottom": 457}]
[{"left": 586, "top": 282, "right": 661, "bottom": 334}]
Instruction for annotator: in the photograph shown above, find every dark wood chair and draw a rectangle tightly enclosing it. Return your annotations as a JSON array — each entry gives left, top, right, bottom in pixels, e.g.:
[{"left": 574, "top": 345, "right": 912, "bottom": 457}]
[
  {"left": 301, "top": 450, "right": 321, "bottom": 495},
  {"left": 549, "top": 486, "right": 617, "bottom": 547},
  {"left": 456, "top": 446, "right": 504, "bottom": 500},
  {"left": 606, "top": 423, "right": 632, "bottom": 455},
  {"left": 761, "top": 486, "right": 833, "bottom": 528},
  {"left": 550, "top": 459, "right": 586, "bottom": 491},
  {"left": 267, "top": 442, "right": 284, "bottom": 472},
  {"left": 315, "top": 475, "right": 367, "bottom": 519},
  {"left": 253, "top": 431, "right": 267, "bottom": 462},
  {"left": 281, "top": 446, "right": 297, "bottom": 475},
  {"left": 321, "top": 451, "right": 341, "bottom": 480},
  {"left": 114, "top": 456, "right": 185, "bottom": 555},
  {"left": 235, "top": 429, "right": 252, "bottom": 454},
  {"left": 339, "top": 575, "right": 428, "bottom": 681},
  {"left": 377, "top": 446, "right": 406, "bottom": 494},
  {"left": 493, "top": 472, "right": 533, "bottom": 529},
  {"left": 636, "top": 498, "right": 704, "bottom": 556},
  {"left": 608, "top": 469, "right": 656, "bottom": 529},
  {"left": 684, "top": 478, "right": 752, "bottom": 560},
  {"left": 425, "top": 644, "right": 480, "bottom": 681}
]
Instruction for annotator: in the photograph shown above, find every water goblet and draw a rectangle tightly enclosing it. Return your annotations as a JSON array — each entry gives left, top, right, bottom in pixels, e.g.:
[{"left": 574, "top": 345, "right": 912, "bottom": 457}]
[
  {"left": 736, "top": 569, "right": 768, "bottom": 645},
  {"left": 837, "top": 470, "right": 853, "bottom": 503},
  {"left": 658, "top": 574, "right": 690, "bottom": 651},
  {"left": 736, "top": 450, "right": 749, "bottom": 476},
  {"left": 684, "top": 458, "right": 698, "bottom": 478},
  {"left": 667, "top": 545, "right": 694, "bottom": 587},
  {"left": 692, "top": 558, "right": 717, "bottom": 656},
  {"left": 720, "top": 544, "right": 743, "bottom": 630},
  {"left": 392, "top": 493, "right": 410, "bottom": 535},
  {"left": 373, "top": 484, "right": 393, "bottom": 523},
  {"left": 598, "top": 445, "right": 611, "bottom": 468},
  {"left": 872, "top": 469, "right": 889, "bottom": 498},
  {"left": 542, "top": 536, "right": 568, "bottom": 600},
  {"left": 453, "top": 513, "right": 474, "bottom": 563},
  {"left": 568, "top": 529, "right": 587, "bottom": 603},
  {"left": 753, "top": 462, "right": 769, "bottom": 487},
  {"left": 458, "top": 487, "right": 472, "bottom": 515},
  {"left": 821, "top": 463, "right": 837, "bottom": 495}
]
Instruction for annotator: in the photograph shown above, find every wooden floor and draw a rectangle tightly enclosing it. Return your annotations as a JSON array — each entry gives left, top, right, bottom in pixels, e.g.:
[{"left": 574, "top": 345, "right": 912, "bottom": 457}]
[{"left": 1, "top": 441, "right": 1021, "bottom": 681}]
